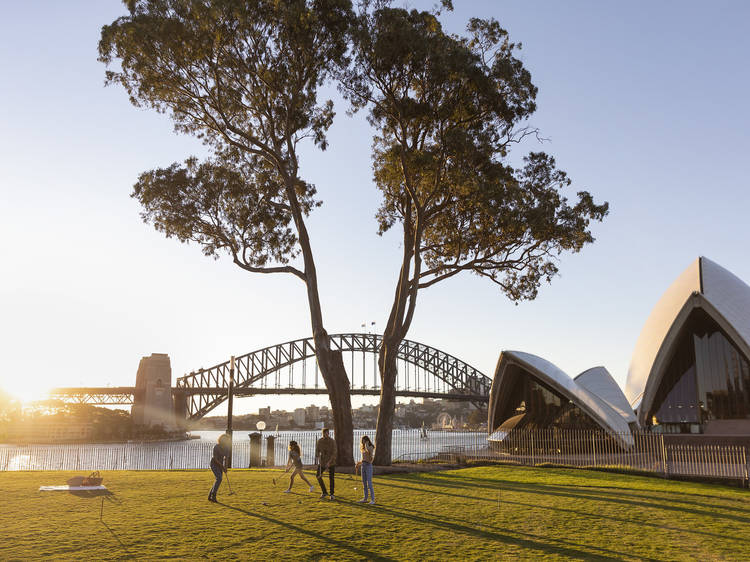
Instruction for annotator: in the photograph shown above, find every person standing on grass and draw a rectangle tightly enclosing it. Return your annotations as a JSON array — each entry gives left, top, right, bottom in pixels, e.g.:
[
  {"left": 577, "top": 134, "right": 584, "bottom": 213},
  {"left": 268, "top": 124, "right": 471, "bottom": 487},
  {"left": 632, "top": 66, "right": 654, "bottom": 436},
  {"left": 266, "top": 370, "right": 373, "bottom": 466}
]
[
  {"left": 315, "top": 428, "right": 336, "bottom": 500},
  {"left": 357, "top": 435, "right": 376, "bottom": 504},
  {"left": 208, "top": 433, "right": 231, "bottom": 502},
  {"left": 283, "top": 440, "right": 314, "bottom": 494}
]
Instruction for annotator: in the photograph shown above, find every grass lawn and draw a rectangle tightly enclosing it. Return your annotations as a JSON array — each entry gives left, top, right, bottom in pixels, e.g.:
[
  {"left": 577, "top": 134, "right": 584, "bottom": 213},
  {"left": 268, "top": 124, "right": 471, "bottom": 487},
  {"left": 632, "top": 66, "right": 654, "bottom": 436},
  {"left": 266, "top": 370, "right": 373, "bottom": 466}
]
[{"left": 2, "top": 465, "right": 749, "bottom": 560}]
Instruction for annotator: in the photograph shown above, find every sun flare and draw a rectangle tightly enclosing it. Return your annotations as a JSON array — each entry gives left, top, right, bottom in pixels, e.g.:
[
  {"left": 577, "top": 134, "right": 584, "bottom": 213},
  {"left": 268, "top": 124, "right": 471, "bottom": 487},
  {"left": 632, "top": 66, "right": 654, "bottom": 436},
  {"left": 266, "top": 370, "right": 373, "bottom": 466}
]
[{"left": 1, "top": 382, "right": 51, "bottom": 405}]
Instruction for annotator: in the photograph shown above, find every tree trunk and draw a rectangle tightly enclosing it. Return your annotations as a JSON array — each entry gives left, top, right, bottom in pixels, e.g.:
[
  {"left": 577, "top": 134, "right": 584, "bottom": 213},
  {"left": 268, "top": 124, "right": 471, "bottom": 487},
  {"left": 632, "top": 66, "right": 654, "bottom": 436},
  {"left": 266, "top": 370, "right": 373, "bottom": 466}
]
[
  {"left": 374, "top": 343, "right": 399, "bottom": 465},
  {"left": 283, "top": 180, "right": 354, "bottom": 466},
  {"left": 316, "top": 346, "right": 354, "bottom": 466}
]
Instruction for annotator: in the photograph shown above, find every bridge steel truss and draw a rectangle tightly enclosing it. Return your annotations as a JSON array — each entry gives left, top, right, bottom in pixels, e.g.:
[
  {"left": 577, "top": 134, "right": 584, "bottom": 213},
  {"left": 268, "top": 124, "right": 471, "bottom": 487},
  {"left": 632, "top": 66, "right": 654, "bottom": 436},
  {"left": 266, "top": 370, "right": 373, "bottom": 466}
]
[
  {"left": 47, "top": 387, "right": 136, "bottom": 405},
  {"left": 176, "top": 333, "right": 491, "bottom": 420}
]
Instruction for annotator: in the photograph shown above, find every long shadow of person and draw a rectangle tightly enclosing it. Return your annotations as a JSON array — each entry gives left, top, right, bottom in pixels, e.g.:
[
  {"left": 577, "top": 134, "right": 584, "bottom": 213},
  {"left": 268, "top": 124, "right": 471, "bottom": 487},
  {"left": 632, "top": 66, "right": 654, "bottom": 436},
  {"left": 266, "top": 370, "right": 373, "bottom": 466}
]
[
  {"left": 60, "top": 477, "right": 131, "bottom": 555},
  {"left": 213, "top": 503, "right": 395, "bottom": 561}
]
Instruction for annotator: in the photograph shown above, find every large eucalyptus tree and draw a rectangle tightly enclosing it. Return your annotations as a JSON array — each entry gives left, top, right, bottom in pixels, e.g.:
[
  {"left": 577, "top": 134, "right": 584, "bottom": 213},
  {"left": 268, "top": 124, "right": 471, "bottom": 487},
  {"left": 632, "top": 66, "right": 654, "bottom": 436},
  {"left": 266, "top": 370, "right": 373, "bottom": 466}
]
[
  {"left": 99, "top": 0, "right": 357, "bottom": 464},
  {"left": 341, "top": 2, "right": 609, "bottom": 464}
]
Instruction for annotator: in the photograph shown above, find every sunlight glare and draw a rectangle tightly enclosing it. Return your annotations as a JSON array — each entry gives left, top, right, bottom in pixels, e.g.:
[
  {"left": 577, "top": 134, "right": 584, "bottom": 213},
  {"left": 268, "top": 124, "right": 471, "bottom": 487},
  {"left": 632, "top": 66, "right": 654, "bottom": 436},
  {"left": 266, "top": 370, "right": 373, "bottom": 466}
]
[{"left": 2, "top": 381, "right": 51, "bottom": 405}]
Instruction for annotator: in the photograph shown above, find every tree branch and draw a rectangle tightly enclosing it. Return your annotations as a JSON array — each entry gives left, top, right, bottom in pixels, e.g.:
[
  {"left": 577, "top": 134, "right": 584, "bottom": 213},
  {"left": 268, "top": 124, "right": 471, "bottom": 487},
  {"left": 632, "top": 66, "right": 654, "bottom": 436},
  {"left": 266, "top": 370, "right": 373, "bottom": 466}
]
[{"left": 232, "top": 256, "right": 305, "bottom": 281}]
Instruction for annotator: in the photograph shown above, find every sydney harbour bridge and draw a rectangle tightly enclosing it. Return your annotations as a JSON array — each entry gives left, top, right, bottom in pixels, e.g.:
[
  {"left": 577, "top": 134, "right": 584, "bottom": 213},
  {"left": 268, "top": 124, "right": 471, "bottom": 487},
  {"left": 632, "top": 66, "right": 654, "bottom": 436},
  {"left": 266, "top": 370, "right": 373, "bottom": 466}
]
[{"left": 49, "top": 333, "right": 491, "bottom": 420}]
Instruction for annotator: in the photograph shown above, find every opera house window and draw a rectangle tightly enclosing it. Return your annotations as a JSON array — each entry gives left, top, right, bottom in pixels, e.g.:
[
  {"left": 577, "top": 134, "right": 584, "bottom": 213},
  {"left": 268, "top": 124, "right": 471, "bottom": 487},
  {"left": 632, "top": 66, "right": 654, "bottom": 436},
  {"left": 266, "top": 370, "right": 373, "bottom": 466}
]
[
  {"left": 493, "top": 366, "right": 602, "bottom": 432},
  {"left": 647, "top": 309, "right": 750, "bottom": 433}
]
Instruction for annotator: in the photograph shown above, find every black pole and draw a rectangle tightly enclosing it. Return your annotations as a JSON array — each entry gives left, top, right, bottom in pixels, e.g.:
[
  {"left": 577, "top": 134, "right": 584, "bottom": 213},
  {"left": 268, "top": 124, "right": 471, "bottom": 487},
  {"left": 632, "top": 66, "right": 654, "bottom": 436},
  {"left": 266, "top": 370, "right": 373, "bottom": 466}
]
[{"left": 227, "top": 356, "right": 235, "bottom": 468}]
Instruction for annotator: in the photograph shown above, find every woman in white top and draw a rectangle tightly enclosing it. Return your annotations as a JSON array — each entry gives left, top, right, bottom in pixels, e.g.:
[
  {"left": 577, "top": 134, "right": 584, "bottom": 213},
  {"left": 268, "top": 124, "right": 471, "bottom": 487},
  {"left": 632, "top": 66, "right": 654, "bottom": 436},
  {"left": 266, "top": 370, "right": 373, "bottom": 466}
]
[{"left": 357, "top": 435, "right": 376, "bottom": 504}]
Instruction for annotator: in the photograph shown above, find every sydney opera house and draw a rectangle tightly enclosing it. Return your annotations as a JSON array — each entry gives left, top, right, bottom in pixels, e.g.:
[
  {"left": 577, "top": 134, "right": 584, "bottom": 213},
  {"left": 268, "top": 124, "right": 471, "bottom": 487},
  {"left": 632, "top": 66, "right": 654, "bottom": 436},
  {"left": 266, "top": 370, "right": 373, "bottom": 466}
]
[{"left": 488, "top": 257, "right": 750, "bottom": 443}]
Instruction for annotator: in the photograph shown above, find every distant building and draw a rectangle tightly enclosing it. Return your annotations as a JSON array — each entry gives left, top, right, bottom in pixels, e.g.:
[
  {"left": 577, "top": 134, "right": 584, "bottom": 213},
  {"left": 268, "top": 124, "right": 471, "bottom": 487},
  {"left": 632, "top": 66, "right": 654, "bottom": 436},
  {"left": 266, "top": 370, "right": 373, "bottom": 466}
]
[
  {"left": 305, "top": 405, "right": 320, "bottom": 422},
  {"left": 319, "top": 406, "right": 331, "bottom": 422},
  {"left": 259, "top": 407, "right": 271, "bottom": 418},
  {"left": 293, "top": 408, "right": 306, "bottom": 426}
]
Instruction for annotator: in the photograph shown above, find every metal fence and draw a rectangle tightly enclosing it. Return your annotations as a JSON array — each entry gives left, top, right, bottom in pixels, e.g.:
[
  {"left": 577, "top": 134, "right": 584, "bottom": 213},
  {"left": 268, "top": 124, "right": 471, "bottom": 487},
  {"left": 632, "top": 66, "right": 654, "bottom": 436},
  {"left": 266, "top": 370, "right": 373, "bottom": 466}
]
[
  {"left": 0, "top": 441, "right": 249, "bottom": 471},
  {"left": 2, "top": 429, "right": 749, "bottom": 485},
  {"left": 482, "top": 429, "right": 750, "bottom": 484},
  {"left": 0, "top": 430, "right": 484, "bottom": 471}
]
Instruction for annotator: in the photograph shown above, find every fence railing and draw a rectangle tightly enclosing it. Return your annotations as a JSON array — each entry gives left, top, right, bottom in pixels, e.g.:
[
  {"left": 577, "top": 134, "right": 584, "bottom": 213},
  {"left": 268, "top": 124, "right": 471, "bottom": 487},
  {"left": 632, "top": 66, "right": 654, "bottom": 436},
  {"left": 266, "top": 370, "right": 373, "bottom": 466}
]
[
  {"left": 2, "top": 429, "right": 748, "bottom": 485},
  {"left": 483, "top": 428, "right": 750, "bottom": 483},
  {"left": 1, "top": 441, "right": 248, "bottom": 471},
  {"left": 0, "top": 430, "right": 484, "bottom": 471}
]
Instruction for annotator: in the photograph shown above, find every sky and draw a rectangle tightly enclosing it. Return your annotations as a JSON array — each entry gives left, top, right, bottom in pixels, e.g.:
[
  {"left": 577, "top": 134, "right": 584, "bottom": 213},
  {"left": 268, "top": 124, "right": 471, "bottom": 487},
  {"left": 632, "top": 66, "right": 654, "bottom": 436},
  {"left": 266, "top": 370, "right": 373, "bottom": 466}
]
[{"left": 1, "top": 1, "right": 749, "bottom": 416}]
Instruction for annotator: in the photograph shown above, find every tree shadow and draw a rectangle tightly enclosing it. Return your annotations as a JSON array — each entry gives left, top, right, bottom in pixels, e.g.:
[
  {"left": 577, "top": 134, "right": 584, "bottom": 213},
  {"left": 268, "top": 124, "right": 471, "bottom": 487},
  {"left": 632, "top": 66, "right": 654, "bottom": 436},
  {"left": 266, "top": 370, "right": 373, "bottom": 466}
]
[
  {"left": 366, "top": 502, "right": 660, "bottom": 561},
  {"left": 493, "top": 496, "right": 743, "bottom": 543},
  {"left": 212, "top": 502, "right": 395, "bottom": 561},
  {"left": 430, "top": 471, "right": 750, "bottom": 509},
  {"left": 362, "top": 502, "right": 626, "bottom": 560},
  {"left": 382, "top": 473, "right": 750, "bottom": 524},
  {"left": 372, "top": 479, "right": 745, "bottom": 539}
]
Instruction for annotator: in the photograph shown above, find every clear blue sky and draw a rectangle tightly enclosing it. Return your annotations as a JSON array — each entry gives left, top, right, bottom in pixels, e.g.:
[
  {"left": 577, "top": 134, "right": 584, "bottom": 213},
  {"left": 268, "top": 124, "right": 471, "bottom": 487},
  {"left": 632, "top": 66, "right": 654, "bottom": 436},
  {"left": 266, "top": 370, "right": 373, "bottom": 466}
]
[{"left": 1, "top": 1, "right": 749, "bottom": 415}]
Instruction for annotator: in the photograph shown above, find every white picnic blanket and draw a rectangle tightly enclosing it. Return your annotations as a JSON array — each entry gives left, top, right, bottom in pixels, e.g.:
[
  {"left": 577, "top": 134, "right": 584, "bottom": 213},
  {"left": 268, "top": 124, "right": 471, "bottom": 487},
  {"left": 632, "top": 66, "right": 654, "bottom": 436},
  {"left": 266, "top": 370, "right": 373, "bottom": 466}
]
[{"left": 39, "top": 485, "right": 107, "bottom": 491}]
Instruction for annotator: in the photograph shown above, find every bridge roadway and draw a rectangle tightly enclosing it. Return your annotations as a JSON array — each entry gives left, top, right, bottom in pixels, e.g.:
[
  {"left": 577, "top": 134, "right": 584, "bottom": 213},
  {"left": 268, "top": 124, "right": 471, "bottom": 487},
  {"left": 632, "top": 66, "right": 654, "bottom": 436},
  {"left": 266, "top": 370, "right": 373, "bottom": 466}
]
[{"left": 48, "top": 386, "right": 489, "bottom": 405}]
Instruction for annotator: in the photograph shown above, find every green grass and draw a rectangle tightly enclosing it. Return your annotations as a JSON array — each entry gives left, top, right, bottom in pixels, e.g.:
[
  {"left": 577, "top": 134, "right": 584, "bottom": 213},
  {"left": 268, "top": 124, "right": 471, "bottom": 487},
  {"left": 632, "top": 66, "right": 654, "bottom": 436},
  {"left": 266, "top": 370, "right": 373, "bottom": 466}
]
[{"left": 2, "top": 465, "right": 749, "bottom": 560}]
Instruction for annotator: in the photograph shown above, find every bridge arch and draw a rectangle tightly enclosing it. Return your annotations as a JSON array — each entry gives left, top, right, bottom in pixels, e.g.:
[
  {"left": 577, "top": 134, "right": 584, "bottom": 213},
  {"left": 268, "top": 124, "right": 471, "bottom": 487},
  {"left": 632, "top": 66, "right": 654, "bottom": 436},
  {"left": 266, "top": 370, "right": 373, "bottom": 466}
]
[{"left": 176, "top": 333, "right": 490, "bottom": 420}]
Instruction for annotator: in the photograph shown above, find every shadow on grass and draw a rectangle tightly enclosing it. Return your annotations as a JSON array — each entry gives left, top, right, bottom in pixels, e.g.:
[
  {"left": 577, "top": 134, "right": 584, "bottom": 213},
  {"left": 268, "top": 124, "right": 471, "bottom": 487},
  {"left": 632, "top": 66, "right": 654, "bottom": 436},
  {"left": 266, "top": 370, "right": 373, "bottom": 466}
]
[
  {"left": 70, "top": 489, "right": 135, "bottom": 559},
  {"left": 428, "top": 471, "right": 750, "bottom": 508},
  {"left": 101, "top": 520, "right": 135, "bottom": 559},
  {"left": 362, "top": 502, "right": 627, "bottom": 561},
  {"left": 213, "top": 503, "right": 395, "bottom": 561},
  {"left": 360, "top": 502, "right": 659, "bottom": 561},
  {"left": 432, "top": 467, "right": 746, "bottom": 498},
  {"left": 491, "top": 497, "right": 744, "bottom": 544},
  {"left": 382, "top": 473, "right": 750, "bottom": 525},
  {"left": 374, "top": 478, "right": 746, "bottom": 539}
]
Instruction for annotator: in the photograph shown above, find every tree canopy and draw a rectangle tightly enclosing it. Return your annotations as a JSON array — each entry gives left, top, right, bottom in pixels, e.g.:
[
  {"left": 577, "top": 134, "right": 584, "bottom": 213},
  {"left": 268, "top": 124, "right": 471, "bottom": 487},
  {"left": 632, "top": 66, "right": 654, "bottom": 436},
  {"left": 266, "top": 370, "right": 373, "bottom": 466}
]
[
  {"left": 340, "top": 3, "right": 608, "bottom": 463},
  {"left": 100, "top": 0, "right": 358, "bottom": 465},
  {"left": 133, "top": 156, "right": 317, "bottom": 279},
  {"left": 100, "top": 0, "right": 350, "bottom": 160},
  {"left": 99, "top": 0, "right": 352, "bottom": 278},
  {"left": 101, "top": 0, "right": 609, "bottom": 465},
  {"left": 343, "top": 6, "right": 608, "bottom": 316}
]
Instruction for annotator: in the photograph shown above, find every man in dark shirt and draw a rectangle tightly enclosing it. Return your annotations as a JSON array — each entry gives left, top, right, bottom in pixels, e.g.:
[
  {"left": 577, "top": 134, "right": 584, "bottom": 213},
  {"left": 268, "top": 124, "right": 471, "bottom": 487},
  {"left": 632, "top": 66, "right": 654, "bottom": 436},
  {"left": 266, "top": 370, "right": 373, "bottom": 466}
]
[
  {"left": 314, "top": 428, "right": 336, "bottom": 500},
  {"left": 208, "top": 433, "right": 230, "bottom": 502}
]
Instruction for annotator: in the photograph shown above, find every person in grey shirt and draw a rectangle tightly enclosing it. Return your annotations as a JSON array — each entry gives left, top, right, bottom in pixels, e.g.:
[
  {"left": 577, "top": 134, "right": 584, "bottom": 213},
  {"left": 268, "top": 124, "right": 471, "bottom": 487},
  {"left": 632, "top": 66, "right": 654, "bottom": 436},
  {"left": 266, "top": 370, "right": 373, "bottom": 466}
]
[{"left": 314, "top": 428, "right": 336, "bottom": 500}]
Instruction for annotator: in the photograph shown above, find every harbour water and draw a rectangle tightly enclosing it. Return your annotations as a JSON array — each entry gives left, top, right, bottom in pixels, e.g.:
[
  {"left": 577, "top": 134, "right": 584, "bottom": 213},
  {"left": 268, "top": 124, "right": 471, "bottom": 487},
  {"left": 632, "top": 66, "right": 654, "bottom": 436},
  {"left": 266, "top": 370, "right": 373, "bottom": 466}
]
[{"left": 0, "top": 430, "right": 488, "bottom": 471}]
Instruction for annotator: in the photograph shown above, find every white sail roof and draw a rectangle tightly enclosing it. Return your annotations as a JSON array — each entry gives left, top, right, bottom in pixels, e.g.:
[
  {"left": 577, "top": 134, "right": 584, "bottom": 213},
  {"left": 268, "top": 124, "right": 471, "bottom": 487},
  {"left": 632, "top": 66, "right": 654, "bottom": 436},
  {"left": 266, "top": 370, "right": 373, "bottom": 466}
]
[
  {"left": 490, "top": 351, "right": 634, "bottom": 447},
  {"left": 625, "top": 257, "right": 750, "bottom": 424},
  {"left": 701, "top": 257, "right": 750, "bottom": 352},
  {"left": 575, "top": 367, "right": 637, "bottom": 425},
  {"left": 624, "top": 258, "right": 701, "bottom": 405}
]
